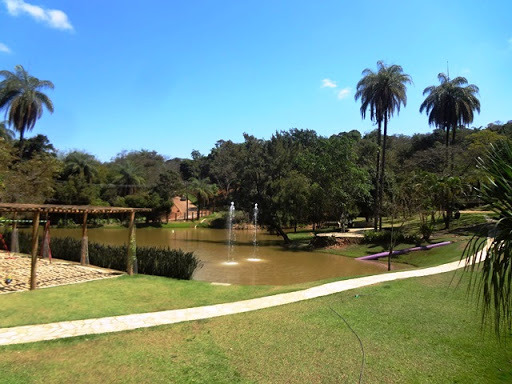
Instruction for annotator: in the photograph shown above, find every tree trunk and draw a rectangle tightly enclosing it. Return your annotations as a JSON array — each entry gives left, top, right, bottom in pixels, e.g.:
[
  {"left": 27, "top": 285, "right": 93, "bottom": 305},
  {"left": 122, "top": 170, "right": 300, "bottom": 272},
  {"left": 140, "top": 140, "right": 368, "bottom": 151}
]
[
  {"left": 445, "top": 124, "right": 450, "bottom": 174},
  {"left": 374, "top": 120, "right": 382, "bottom": 231},
  {"left": 379, "top": 116, "right": 388, "bottom": 232},
  {"left": 18, "top": 129, "right": 25, "bottom": 159},
  {"left": 275, "top": 225, "right": 290, "bottom": 244},
  {"left": 450, "top": 125, "right": 456, "bottom": 174}
]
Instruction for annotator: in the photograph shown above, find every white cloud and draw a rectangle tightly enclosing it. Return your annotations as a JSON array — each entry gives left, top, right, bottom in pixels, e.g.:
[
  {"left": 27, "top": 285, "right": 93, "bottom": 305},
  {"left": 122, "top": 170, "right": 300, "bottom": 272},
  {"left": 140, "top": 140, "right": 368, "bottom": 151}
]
[
  {"left": 321, "top": 78, "right": 337, "bottom": 88},
  {"left": 337, "top": 87, "right": 351, "bottom": 100},
  {"left": 3, "top": 0, "right": 73, "bottom": 31},
  {"left": 0, "top": 42, "right": 11, "bottom": 53}
]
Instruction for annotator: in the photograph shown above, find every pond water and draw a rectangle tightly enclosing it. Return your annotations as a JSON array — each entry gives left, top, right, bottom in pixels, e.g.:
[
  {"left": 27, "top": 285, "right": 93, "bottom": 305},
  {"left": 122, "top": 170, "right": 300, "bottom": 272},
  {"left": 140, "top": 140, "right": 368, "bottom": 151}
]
[{"left": 49, "top": 227, "right": 386, "bottom": 285}]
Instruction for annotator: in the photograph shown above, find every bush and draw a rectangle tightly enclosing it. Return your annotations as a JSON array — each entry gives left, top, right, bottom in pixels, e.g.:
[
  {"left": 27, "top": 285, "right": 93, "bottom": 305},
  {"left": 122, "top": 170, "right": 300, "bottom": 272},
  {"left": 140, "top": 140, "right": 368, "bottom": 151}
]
[
  {"left": 208, "top": 210, "right": 249, "bottom": 229},
  {"left": 419, "top": 223, "right": 434, "bottom": 241},
  {"left": 2, "top": 231, "right": 202, "bottom": 280},
  {"left": 363, "top": 229, "right": 420, "bottom": 245},
  {"left": 310, "top": 235, "right": 338, "bottom": 248}
]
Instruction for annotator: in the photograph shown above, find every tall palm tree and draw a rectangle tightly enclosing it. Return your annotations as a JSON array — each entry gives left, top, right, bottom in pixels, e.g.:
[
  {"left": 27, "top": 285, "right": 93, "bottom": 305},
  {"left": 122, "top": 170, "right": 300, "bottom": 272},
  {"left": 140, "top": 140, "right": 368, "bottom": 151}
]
[
  {"left": 0, "top": 65, "right": 54, "bottom": 156},
  {"left": 355, "top": 61, "right": 411, "bottom": 230},
  {"left": 420, "top": 73, "right": 480, "bottom": 170},
  {"left": 463, "top": 140, "right": 512, "bottom": 336}
]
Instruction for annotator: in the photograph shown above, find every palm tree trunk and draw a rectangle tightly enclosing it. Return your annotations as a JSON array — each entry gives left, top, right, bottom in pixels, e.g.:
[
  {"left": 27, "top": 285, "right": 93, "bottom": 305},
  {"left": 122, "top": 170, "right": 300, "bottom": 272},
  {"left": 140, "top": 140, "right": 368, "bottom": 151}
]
[
  {"left": 379, "top": 116, "right": 388, "bottom": 232},
  {"left": 374, "top": 121, "right": 382, "bottom": 231},
  {"left": 18, "top": 129, "right": 25, "bottom": 158},
  {"left": 445, "top": 124, "right": 450, "bottom": 174},
  {"left": 450, "top": 125, "right": 456, "bottom": 174}
]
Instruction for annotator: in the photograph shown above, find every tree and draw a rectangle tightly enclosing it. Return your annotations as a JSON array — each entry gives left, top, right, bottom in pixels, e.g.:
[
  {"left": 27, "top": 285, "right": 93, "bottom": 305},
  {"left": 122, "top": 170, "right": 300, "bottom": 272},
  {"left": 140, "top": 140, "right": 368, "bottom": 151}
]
[
  {"left": 355, "top": 61, "right": 411, "bottom": 230},
  {"left": 62, "top": 151, "right": 100, "bottom": 184},
  {"left": 273, "top": 170, "right": 311, "bottom": 233},
  {"left": 463, "top": 140, "right": 512, "bottom": 336},
  {"left": 0, "top": 120, "right": 15, "bottom": 141},
  {"left": 17, "top": 134, "right": 56, "bottom": 160},
  {"left": 0, "top": 65, "right": 54, "bottom": 155},
  {"left": 188, "top": 177, "right": 217, "bottom": 220},
  {"left": 112, "top": 150, "right": 166, "bottom": 188},
  {"left": 420, "top": 73, "right": 480, "bottom": 171},
  {"left": 2, "top": 152, "right": 61, "bottom": 203},
  {"left": 209, "top": 140, "right": 242, "bottom": 200},
  {"left": 112, "top": 161, "right": 145, "bottom": 196}
]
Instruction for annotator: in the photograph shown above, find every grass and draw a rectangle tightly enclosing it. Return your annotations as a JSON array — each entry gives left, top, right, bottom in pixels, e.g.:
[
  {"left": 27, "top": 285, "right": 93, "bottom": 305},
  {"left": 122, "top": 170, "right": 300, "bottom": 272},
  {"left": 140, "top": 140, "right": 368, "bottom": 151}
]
[
  {"left": 0, "top": 271, "right": 511, "bottom": 383},
  {"left": 0, "top": 275, "right": 321, "bottom": 328}
]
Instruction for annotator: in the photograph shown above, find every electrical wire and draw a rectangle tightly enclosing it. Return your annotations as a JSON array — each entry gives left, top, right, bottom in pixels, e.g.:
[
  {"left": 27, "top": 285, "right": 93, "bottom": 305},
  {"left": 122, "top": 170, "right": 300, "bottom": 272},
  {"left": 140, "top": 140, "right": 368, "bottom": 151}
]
[{"left": 329, "top": 304, "right": 365, "bottom": 384}]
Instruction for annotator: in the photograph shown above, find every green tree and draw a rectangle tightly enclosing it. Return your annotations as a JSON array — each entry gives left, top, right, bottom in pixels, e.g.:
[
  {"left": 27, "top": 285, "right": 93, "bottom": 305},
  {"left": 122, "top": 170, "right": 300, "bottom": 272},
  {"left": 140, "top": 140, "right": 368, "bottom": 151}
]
[
  {"left": 463, "top": 140, "right": 512, "bottom": 336},
  {"left": 0, "top": 120, "right": 15, "bottom": 141},
  {"left": 355, "top": 61, "right": 411, "bottom": 230},
  {"left": 273, "top": 170, "right": 311, "bottom": 233},
  {"left": 2, "top": 152, "right": 61, "bottom": 203},
  {"left": 188, "top": 177, "right": 217, "bottom": 220},
  {"left": 420, "top": 73, "right": 480, "bottom": 171},
  {"left": 53, "top": 151, "right": 103, "bottom": 205},
  {"left": 113, "top": 161, "right": 145, "bottom": 196},
  {"left": 62, "top": 151, "right": 100, "bottom": 183},
  {"left": 17, "top": 134, "right": 56, "bottom": 160},
  {"left": 209, "top": 140, "right": 242, "bottom": 200},
  {"left": 0, "top": 65, "right": 54, "bottom": 155}
]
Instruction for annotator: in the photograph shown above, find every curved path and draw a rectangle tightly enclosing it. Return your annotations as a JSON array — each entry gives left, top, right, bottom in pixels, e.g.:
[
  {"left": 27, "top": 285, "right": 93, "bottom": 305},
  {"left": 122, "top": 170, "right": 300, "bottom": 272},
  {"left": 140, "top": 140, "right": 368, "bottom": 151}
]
[{"left": 0, "top": 245, "right": 488, "bottom": 346}]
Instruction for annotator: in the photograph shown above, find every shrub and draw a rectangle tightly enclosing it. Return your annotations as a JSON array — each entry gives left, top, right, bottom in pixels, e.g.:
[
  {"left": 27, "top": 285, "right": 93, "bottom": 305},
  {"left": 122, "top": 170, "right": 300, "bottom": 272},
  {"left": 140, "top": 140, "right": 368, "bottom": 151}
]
[
  {"left": 363, "top": 229, "right": 420, "bottom": 245},
  {"left": 2, "top": 231, "right": 202, "bottom": 280}
]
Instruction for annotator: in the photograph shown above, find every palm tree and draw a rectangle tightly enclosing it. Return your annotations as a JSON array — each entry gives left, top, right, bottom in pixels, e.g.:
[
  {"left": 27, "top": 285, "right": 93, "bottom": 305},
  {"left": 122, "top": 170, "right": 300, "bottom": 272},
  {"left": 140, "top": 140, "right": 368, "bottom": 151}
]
[
  {"left": 420, "top": 73, "right": 480, "bottom": 170},
  {"left": 113, "top": 161, "right": 145, "bottom": 196},
  {"left": 63, "top": 151, "right": 99, "bottom": 184},
  {"left": 188, "top": 177, "right": 217, "bottom": 220},
  {"left": 463, "top": 140, "right": 512, "bottom": 336},
  {"left": 355, "top": 61, "right": 411, "bottom": 230},
  {"left": 0, "top": 65, "right": 54, "bottom": 155}
]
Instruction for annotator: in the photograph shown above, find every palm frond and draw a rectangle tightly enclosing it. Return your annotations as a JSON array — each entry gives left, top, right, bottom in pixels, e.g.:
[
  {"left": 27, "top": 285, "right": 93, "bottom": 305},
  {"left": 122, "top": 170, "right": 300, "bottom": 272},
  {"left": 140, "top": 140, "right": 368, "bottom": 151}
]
[{"left": 463, "top": 140, "right": 512, "bottom": 336}]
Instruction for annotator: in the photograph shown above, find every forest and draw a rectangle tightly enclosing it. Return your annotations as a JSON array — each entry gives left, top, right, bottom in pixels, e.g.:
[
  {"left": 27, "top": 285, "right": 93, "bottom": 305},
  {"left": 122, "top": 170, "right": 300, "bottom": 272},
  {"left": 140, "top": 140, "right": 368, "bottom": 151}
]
[{"left": 1, "top": 119, "right": 511, "bottom": 240}]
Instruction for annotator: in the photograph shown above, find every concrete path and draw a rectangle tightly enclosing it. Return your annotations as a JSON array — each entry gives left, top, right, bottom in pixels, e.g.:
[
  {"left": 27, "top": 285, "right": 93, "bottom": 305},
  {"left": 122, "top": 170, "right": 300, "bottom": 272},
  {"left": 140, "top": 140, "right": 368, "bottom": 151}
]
[{"left": 0, "top": 244, "right": 488, "bottom": 346}]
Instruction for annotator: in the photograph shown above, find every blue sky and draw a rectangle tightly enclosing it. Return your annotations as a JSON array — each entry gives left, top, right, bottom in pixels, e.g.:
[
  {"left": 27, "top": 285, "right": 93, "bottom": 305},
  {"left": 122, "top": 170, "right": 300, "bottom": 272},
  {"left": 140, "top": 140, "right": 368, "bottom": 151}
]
[{"left": 1, "top": 0, "right": 511, "bottom": 162}]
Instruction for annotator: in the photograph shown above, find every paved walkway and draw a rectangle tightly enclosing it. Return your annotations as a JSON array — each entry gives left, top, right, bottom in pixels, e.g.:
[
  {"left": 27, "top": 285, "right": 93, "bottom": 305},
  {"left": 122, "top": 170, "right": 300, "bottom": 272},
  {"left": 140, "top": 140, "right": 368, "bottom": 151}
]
[
  {"left": 0, "top": 253, "right": 123, "bottom": 293},
  {"left": 0, "top": 244, "right": 488, "bottom": 346}
]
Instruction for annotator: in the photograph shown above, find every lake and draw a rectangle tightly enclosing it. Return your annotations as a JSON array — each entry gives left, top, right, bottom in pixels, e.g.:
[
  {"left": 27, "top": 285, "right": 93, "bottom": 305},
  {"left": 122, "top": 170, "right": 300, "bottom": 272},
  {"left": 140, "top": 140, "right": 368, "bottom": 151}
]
[{"left": 50, "top": 227, "right": 386, "bottom": 285}]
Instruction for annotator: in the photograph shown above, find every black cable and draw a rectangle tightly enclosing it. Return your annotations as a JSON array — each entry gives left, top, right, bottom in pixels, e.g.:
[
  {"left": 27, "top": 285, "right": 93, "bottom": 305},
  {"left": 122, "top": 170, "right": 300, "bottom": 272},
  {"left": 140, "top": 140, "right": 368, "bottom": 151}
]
[{"left": 329, "top": 305, "right": 365, "bottom": 384}]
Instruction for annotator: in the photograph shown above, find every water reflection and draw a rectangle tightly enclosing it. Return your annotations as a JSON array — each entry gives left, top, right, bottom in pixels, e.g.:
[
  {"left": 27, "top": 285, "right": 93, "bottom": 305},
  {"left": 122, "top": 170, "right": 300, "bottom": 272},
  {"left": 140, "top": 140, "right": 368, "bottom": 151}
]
[{"left": 50, "top": 228, "right": 387, "bottom": 285}]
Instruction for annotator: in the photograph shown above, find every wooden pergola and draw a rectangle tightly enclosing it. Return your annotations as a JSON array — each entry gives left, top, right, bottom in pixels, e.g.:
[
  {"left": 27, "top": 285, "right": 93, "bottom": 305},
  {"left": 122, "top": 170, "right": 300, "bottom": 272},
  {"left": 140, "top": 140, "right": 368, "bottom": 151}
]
[{"left": 0, "top": 203, "right": 152, "bottom": 290}]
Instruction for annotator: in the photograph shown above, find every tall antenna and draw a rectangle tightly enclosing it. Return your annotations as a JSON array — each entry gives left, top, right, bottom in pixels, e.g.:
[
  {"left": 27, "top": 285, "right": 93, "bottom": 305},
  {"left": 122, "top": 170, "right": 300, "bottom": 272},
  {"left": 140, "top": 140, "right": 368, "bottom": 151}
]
[{"left": 446, "top": 61, "right": 450, "bottom": 80}]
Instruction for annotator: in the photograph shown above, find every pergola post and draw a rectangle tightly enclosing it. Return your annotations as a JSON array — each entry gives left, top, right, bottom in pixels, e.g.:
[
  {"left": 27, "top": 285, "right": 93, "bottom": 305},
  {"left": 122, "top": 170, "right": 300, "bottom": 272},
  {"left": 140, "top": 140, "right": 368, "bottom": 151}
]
[
  {"left": 41, "top": 214, "right": 51, "bottom": 260},
  {"left": 30, "top": 211, "right": 40, "bottom": 290},
  {"left": 81, "top": 212, "right": 89, "bottom": 265},
  {"left": 126, "top": 211, "right": 136, "bottom": 275},
  {"left": 11, "top": 212, "right": 19, "bottom": 253}
]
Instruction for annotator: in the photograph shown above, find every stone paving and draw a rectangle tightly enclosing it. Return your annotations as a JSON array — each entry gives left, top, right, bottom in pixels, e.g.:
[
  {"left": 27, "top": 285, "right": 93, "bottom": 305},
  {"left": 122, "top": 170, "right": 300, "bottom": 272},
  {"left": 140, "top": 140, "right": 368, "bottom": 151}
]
[
  {"left": 0, "top": 252, "right": 123, "bottom": 293},
  {"left": 0, "top": 241, "right": 489, "bottom": 346}
]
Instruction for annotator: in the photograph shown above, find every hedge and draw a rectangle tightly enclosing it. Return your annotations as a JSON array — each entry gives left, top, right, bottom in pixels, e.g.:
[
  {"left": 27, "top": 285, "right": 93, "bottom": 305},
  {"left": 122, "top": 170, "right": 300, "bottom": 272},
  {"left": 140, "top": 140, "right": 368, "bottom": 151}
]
[{"left": 1, "top": 231, "right": 202, "bottom": 280}]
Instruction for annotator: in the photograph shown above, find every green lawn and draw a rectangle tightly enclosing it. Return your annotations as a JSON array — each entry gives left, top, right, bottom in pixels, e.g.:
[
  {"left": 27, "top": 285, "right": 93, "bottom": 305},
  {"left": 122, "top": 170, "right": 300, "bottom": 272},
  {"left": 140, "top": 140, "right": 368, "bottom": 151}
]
[
  {"left": 325, "top": 237, "right": 468, "bottom": 267},
  {"left": 1, "top": 271, "right": 510, "bottom": 383},
  {"left": 0, "top": 275, "right": 319, "bottom": 328}
]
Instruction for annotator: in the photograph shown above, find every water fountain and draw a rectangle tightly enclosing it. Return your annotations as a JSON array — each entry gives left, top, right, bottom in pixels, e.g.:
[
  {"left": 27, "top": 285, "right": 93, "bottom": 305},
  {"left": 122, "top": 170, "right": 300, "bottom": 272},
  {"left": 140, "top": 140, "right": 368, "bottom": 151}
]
[
  {"left": 248, "top": 203, "right": 262, "bottom": 262},
  {"left": 224, "top": 202, "right": 238, "bottom": 265}
]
